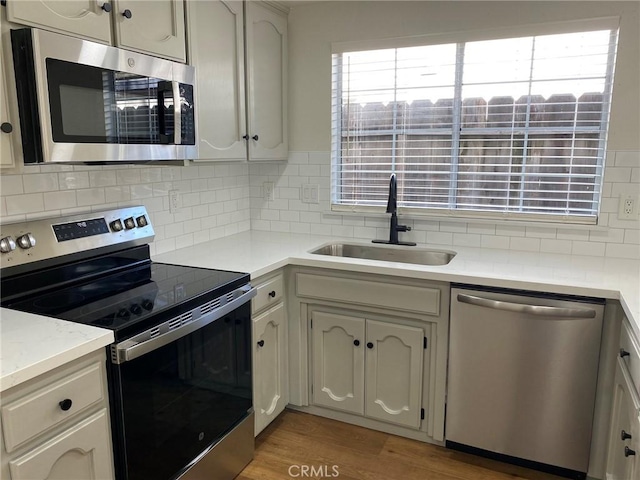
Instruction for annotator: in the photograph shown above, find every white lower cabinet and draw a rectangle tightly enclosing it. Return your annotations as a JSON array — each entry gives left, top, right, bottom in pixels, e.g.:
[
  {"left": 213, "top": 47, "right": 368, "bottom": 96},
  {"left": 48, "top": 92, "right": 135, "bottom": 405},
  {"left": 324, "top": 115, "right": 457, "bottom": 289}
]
[
  {"left": 0, "top": 350, "right": 114, "bottom": 480},
  {"left": 365, "top": 319, "right": 424, "bottom": 429},
  {"left": 606, "top": 317, "right": 640, "bottom": 480},
  {"left": 606, "top": 359, "right": 639, "bottom": 479},
  {"left": 252, "top": 272, "right": 288, "bottom": 436},
  {"left": 291, "top": 269, "right": 449, "bottom": 443},
  {"left": 311, "top": 309, "right": 426, "bottom": 430},
  {"left": 311, "top": 311, "right": 365, "bottom": 416},
  {"left": 8, "top": 410, "right": 113, "bottom": 480},
  {"left": 254, "top": 302, "right": 288, "bottom": 435}
]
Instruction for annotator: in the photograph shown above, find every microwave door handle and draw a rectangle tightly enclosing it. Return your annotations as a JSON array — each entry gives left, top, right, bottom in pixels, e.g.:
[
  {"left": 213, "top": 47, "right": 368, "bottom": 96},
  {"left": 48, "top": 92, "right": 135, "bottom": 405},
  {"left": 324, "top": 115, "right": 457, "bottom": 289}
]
[
  {"left": 172, "top": 81, "right": 181, "bottom": 145},
  {"left": 157, "top": 85, "right": 168, "bottom": 144}
]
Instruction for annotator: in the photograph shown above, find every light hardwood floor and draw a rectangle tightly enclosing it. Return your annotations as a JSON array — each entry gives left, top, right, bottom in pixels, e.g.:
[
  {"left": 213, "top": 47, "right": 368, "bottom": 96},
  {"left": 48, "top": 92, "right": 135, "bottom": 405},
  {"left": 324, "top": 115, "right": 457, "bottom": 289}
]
[{"left": 238, "top": 410, "right": 565, "bottom": 480}]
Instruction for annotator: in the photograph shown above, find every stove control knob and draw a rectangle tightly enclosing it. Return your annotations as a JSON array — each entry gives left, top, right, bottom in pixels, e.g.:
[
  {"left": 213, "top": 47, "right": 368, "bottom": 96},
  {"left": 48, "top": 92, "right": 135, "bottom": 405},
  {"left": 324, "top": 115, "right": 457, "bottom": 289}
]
[
  {"left": 110, "top": 219, "right": 124, "bottom": 232},
  {"left": 141, "top": 299, "right": 154, "bottom": 311},
  {"left": 130, "top": 304, "right": 142, "bottom": 315},
  {"left": 136, "top": 215, "right": 148, "bottom": 227},
  {"left": 17, "top": 233, "right": 36, "bottom": 250},
  {"left": 0, "top": 236, "right": 16, "bottom": 253},
  {"left": 124, "top": 217, "right": 136, "bottom": 230}
]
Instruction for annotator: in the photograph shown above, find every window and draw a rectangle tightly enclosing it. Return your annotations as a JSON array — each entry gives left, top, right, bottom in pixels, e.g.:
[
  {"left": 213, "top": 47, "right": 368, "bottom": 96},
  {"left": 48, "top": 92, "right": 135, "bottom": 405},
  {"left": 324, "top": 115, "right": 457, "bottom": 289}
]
[{"left": 331, "top": 25, "right": 619, "bottom": 224}]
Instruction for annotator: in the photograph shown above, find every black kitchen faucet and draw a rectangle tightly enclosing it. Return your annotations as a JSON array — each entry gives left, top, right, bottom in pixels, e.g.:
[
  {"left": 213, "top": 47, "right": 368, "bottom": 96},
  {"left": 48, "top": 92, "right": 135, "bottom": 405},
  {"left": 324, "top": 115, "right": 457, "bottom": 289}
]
[{"left": 372, "top": 173, "right": 417, "bottom": 246}]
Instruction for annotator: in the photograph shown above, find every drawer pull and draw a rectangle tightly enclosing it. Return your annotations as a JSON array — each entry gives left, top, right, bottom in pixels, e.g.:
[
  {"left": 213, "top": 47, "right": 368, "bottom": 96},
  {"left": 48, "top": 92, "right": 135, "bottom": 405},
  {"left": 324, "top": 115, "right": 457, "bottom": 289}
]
[
  {"left": 268, "top": 290, "right": 276, "bottom": 298},
  {"left": 257, "top": 340, "right": 265, "bottom": 347},
  {"left": 58, "top": 399, "right": 73, "bottom": 411},
  {"left": 620, "top": 348, "right": 631, "bottom": 358},
  {"left": 621, "top": 430, "right": 632, "bottom": 441},
  {"left": 625, "top": 446, "right": 636, "bottom": 457}
]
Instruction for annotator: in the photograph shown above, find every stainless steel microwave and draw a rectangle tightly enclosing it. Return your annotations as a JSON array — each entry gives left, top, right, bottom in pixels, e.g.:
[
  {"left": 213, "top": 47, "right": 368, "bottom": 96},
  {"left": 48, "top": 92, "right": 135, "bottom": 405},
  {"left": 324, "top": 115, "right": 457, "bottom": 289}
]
[{"left": 10, "top": 28, "right": 197, "bottom": 164}]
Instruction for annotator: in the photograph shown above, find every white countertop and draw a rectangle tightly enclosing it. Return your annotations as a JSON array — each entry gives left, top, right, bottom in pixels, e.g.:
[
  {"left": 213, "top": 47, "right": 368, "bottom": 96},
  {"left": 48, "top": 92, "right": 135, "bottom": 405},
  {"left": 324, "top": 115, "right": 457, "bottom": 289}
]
[
  {"left": 155, "top": 230, "right": 640, "bottom": 339},
  {"left": 1, "top": 229, "right": 637, "bottom": 393},
  {"left": 0, "top": 309, "right": 114, "bottom": 393}
]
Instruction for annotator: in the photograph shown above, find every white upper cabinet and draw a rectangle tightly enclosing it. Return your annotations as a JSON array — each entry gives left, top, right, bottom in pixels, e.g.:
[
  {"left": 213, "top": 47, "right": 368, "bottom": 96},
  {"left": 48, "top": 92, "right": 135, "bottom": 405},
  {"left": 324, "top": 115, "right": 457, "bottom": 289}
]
[
  {"left": 6, "top": 0, "right": 112, "bottom": 45},
  {"left": 188, "top": 1, "right": 288, "bottom": 163},
  {"left": 113, "top": 0, "right": 186, "bottom": 62},
  {"left": 6, "top": 0, "right": 186, "bottom": 62},
  {"left": 187, "top": 0, "right": 247, "bottom": 161},
  {"left": 1, "top": 31, "right": 16, "bottom": 168},
  {"left": 245, "top": 1, "right": 288, "bottom": 161}
]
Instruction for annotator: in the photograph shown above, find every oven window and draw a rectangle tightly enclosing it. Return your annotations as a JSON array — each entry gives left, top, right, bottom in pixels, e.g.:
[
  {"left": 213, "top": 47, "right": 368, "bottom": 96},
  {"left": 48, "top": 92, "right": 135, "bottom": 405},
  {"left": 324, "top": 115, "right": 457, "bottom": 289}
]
[
  {"left": 46, "top": 58, "right": 176, "bottom": 145},
  {"left": 114, "top": 304, "right": 252, "bottom": 480}
]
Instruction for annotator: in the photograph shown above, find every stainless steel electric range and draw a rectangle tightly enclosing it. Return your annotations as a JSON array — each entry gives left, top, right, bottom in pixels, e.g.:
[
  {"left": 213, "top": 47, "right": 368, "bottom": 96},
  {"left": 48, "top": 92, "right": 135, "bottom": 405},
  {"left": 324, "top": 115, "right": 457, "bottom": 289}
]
[{"left": 0, "top": 206, "right": 256, "bottom": 480}]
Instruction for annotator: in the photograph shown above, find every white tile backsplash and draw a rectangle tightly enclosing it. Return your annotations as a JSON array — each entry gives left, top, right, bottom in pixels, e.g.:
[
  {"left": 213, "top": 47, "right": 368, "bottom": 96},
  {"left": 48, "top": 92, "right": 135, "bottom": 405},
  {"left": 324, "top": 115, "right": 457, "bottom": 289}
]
[
  {"left": 248, "top": 150, "right": 640, "bottom": 259},
  {"left": 0, "top": 162, "right": 251, "bottom": 256},
  {"left": 2, "top": 149, "right": 638, "bottom": 259}
]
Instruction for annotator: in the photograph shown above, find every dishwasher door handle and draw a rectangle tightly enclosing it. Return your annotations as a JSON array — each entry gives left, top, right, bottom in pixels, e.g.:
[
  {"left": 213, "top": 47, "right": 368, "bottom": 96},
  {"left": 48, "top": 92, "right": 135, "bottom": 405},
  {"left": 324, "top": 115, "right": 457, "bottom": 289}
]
[{"left": 456, "top": 293, "right": 597, "bottom": 319}]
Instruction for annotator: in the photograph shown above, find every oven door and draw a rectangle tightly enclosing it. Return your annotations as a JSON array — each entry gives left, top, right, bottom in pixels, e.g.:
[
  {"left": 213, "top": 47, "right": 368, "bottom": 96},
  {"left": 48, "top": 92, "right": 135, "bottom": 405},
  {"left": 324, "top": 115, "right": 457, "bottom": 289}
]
[{"left": 108, "top": 291, "right": 254, "bottom": 480}]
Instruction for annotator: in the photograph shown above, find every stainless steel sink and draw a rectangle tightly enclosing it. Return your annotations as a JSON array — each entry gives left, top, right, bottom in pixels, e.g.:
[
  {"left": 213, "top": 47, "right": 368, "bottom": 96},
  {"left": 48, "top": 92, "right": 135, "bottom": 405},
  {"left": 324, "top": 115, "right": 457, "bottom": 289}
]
[{"left": 309, "top": 243, "right": 456, "bottom": 266}]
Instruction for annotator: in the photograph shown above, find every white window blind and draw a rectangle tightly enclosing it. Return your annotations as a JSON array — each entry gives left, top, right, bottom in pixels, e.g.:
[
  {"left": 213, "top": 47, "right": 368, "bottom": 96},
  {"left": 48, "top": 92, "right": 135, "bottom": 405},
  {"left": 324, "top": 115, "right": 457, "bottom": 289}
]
[{"left": 331, "top": 27, "right": 618, "bottom": 224}]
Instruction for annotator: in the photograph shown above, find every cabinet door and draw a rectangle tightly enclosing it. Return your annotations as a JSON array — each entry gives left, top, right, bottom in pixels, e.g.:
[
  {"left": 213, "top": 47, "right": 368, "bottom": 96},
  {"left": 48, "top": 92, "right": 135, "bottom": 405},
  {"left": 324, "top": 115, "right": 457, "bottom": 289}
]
[
  {"left": 254, "top": 303, "right": 287, "bottom": 435},
  {"left": 9, "top": 409, "right": 114, "bottom": 480},
  {"left": 365, "top": 320, "right": 424, "bottom": 429},
  {"left": 187, "top": 0, "right": 247, "bottom": 162},
  {"left": 113, "top": 0, "right": 186, "bottom": 62},
  {"left": 607, "top": 359, "right": 640, "bottom": 480},
  {"left": 311, "top": 311, "right": 365, "bottom": 415},
  {"left": 6, "top": 0, "right": 112, "bottom": 45},
  {"left": 245, "top": 2, "right": 288, "bottom": 161},
  {"left": 1, "top": 32, "right": 15, "bottom": 168}
]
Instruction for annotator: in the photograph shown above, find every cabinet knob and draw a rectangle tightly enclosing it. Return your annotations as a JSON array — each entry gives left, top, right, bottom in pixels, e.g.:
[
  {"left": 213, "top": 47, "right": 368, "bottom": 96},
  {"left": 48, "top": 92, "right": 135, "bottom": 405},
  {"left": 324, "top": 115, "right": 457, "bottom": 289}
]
[
  {"left": 242, "top": 134, "right": 249, "bottom": 140},
  {"left": 0, "top": 122, "right": 12, "bottom": 134},
  {"left": 59, "top": 399, "right": 73, "bottom": 411},
  {"left": 257, "top": 340, "right": 265, "bottom": 347},
  {"left": 101, "top": 2, "right": 112, "bottom": 12},
  {"left": 367, "top": 342, "right": 374, "bottom": 349},
  {"left": 252, "top": 135, "right": 259, "bottom": 141},
  {"left": 625, "top": 446, "right": 636, "bottom": 457},
  {"left": 353, "top": 339, "right": 360, "bottom": 346},
  {"left": 122, "top": 9, "right": 132, "bottom": 19},
  {"left": 268, "top": 290, "right": 276, "bottom": 298},
  {"left": 620, "top": 348, "right": 631, "bottom": 358},
  {"left": 622, "top": 430, "right": 633, "bottom": 441}
]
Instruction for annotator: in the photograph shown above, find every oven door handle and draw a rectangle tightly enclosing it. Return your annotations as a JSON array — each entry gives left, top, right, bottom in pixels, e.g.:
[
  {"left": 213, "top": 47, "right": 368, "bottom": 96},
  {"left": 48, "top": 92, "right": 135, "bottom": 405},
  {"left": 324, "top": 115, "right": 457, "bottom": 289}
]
[{"left": 112, "top": 285, "right": 256, "bottom": 364}]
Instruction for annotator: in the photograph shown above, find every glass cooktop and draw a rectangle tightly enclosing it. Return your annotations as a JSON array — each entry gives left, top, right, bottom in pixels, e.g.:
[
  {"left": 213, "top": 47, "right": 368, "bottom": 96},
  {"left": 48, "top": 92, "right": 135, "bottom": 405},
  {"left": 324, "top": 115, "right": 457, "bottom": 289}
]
[{"left": 4, "top": 262, "right": 248, "bottom": 341}]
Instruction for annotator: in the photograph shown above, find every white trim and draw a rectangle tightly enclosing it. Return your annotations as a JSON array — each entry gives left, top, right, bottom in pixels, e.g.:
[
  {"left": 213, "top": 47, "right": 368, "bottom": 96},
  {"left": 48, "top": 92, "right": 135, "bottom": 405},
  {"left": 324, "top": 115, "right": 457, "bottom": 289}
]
[
  {"left": 330, "top": 203, "right": 598, "bottom": 226},
  {"left": 331, "top": 16, "right": 620, "bottom": 53}
]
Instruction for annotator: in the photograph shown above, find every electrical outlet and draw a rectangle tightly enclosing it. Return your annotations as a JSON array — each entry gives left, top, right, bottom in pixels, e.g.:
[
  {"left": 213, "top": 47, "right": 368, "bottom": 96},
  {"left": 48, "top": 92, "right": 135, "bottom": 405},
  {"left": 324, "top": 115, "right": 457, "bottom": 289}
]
[
  {"left": 263, "top": 182, "right": 275, "bottom": 201},
  {"left": 169, "top": 190, "right": 181, "bottom": 214},
  {"left": 618, "top": 194, "right": 637, "bottom": 220}
]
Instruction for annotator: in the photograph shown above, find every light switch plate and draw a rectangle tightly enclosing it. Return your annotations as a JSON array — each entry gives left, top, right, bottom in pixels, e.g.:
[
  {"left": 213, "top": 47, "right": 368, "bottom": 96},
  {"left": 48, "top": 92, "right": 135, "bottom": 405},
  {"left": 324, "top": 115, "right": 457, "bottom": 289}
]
[{"left": 302, "top": 184, "right": 319, "bottom": 204}]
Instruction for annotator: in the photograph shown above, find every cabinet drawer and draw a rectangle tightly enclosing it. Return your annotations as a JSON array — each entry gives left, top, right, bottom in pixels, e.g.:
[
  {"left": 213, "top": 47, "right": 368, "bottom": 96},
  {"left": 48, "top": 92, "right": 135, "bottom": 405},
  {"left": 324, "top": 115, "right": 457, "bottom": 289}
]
[
  {"left": 2, "top": 362, "right": 105, "bottom": 452},
  {"left": 296, "top": 273, "right": 440, "bottom": 316},
  {"left": 620, "top": 320, "right": 640, "bottom": 398},
  {"left": 252, "top": 274, "right": 284, "bottom": 314}
]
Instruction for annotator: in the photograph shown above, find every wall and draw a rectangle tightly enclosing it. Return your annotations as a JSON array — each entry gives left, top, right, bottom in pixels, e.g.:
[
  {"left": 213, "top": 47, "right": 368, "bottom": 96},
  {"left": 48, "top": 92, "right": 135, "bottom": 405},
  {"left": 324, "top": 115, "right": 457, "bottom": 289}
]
[
  {"left": 0, "top": 162, "right": 250, "bottom": 256},
  {"left": 249, "top": 1, "right": 640, "bottom": 259}
]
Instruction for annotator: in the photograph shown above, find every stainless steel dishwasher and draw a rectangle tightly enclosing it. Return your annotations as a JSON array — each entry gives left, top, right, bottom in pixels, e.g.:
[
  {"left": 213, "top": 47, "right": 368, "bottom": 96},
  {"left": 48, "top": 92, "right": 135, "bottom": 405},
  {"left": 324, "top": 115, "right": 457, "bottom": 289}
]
[{"left": 446, "top": 285, "right": 605, "bottom": 480}]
